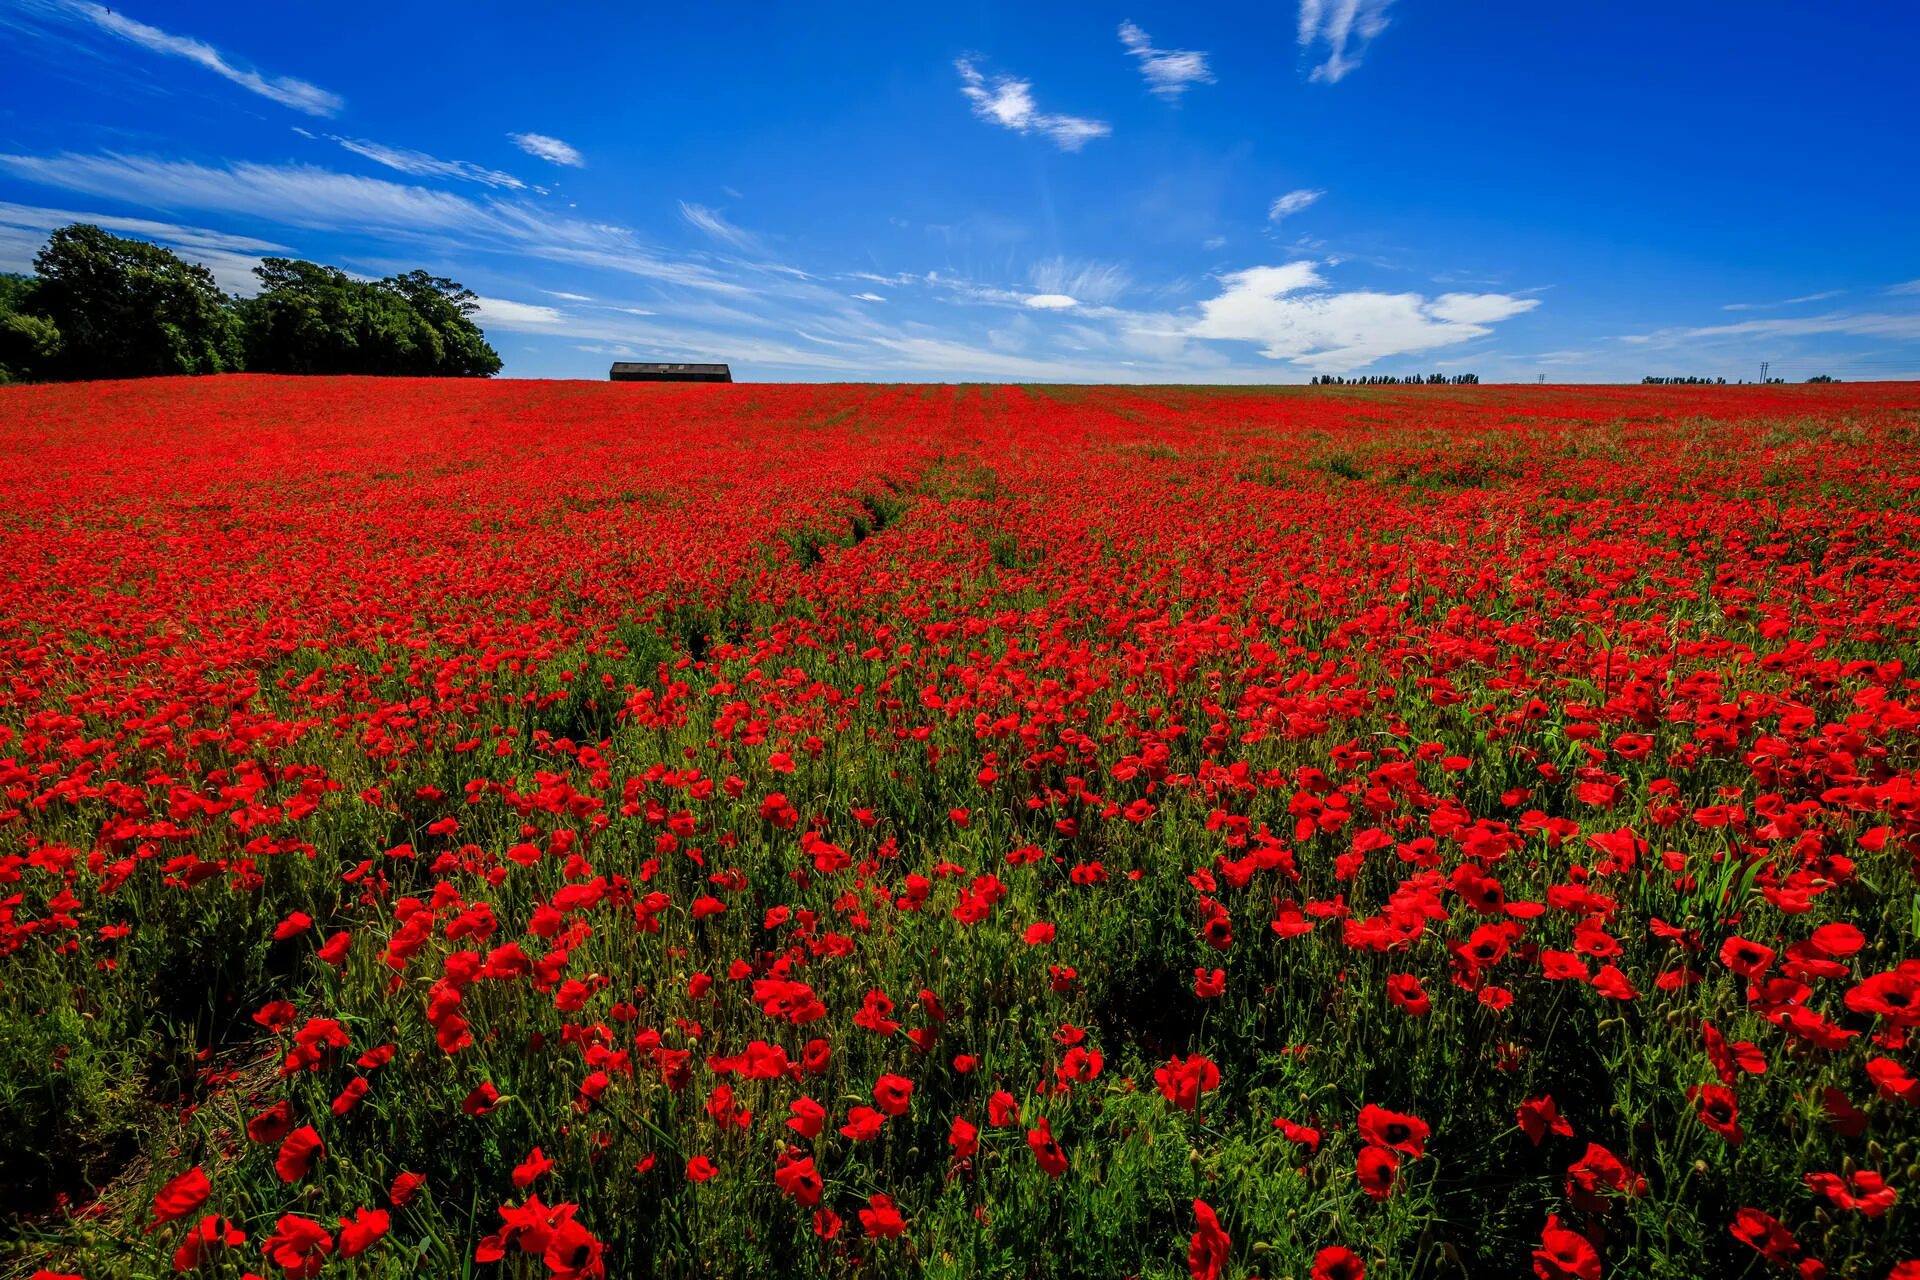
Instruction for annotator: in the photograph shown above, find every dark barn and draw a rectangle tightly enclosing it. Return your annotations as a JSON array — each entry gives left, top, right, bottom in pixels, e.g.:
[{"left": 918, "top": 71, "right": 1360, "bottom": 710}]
[{"left": 609, "top": 361, "right": 733, "bottom": 383}]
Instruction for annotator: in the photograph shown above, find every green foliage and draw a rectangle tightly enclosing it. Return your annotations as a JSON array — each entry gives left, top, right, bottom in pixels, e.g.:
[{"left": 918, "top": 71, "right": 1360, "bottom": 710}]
[
  {"left": 0, "top": 227, "right": 503, "bottom": 382},
  {"left": 30, "top": 225, "right": 243, "bottom": 379},
  {"left": 0, "top": 993, "right": 148, "bottom": 1207},
  {"left": 379, "top": 269, "right": 503, "bottom": 377},
  {"left": 240, "top": 258, "right": 446, "bottom": 376},
  {"left": 0, "top": 274, "right": 62, "bottom": 383}
]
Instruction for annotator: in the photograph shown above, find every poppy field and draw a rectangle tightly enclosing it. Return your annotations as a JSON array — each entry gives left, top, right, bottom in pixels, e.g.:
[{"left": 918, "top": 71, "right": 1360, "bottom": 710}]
[{"left": 3, "top": 374, "right": 1919, "bottom": 1280}]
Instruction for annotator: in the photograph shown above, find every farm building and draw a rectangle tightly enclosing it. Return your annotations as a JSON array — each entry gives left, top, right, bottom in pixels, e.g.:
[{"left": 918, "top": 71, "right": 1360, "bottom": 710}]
[{"left": 609, "top": 362, "right": 733, "bottom": 383}]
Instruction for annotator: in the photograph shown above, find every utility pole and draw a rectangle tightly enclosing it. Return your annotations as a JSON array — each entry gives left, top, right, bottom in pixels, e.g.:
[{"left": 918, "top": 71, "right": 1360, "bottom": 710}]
[{"left": 1760, "top": 360, "right": 1769, "bottom": 383}]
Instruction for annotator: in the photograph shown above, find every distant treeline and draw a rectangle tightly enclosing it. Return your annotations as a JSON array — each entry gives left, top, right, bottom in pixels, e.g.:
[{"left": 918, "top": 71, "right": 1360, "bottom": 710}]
[
  {"left": 1641, "top": 376, "right": 1834, "bottom": 384},
  {"left": 0, "top": 223, "right": 501, "bottom": 383},
  {"left": 1311, "top": 373, "right": 1481, "bottom": 385}
]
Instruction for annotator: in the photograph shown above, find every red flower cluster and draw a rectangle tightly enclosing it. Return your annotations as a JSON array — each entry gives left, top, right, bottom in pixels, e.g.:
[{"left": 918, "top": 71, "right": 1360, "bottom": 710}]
[{"left": 3, "top": 377, "right": 1918, "bottom": 1279}]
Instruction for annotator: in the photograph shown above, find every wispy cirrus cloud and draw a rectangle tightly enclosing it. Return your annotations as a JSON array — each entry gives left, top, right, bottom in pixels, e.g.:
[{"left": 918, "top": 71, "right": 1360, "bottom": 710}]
[
  {"left": 1887, "top": 279, "right": 1920, "bottom": 296},
  {"left": 1619, "top": 310, "right": 1920, "bottom": 345},
  {"left": 1720, "top": 290, "right": 1843, "bottom": 311},
  {"left": 1297, "top": 0, "right": 1394, "bottom": 83},
  {"left": 0, "top": 151, "right": 751, "bottom": 293},
  {"left": 508, "top": 133, "right": 585, "bottom": 168},
  {"left": 679, "top": 202, "right": 759, "bottom": 250},
  {"left": 1118, "top": 21, "right": 1214, "bottom": 100},
  {"left": 1031, "top": 257, "right": 1131, "bottom": 305},
  {"left": 0, "top": 197, "right": 288, "bottom": 292},
  {"left": 956, "top": 58, "right": 1111, "bottom": 151},
  {"left": 1268, "top": 188, "right": 1325, "bottom": 222},
  {"left": 331, "top": 136, "right": 525, "bottom": 190},
  {"left": 30, "top": 0, "right": 343, "bottom": 115}
]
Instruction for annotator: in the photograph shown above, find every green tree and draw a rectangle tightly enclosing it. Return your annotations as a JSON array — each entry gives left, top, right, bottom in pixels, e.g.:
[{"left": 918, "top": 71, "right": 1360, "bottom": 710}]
[
  {"left": 0, "top": 273, "right": 61, "bottom": 383},
  {"left": 240, "top": 258, "right": 444, "bottom": 376},
  {"left": 379, "top": 269, "right": 502, "bottom": 377},
  {"left": 30, "top": 225, "right": 242, "bottom": 379}
]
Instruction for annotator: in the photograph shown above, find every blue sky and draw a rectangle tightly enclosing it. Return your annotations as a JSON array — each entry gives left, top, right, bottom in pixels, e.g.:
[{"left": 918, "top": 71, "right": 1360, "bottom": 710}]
[{"left": 2, "top": 0, "right": 1916, "bottom": 382}]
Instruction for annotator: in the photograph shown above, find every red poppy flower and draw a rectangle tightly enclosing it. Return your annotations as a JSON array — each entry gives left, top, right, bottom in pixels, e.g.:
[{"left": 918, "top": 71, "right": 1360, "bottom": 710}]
[
  {"left": 1386, "top": 972, "right": 1431, "bottom": 1015},
  {"left": 839, "top": 1105, "right": 887, "bottom": 1142},
  {"left": 949, "top": 1115, "right": 979, "bottom": 1158},
  {"left": 1028, "top": 1117, "right": 1068, "bottom": 1177},
  {"left": 261, "top": 1214, "right": 333, "bottom": 1279},
  {"left": 1355, "top": 1146, "right": 1399, "bottom": 1200},
  {"left": 1847, "top": 970, "right": 1920, "bottom": 1026},
  {"left": 1688, "top": 1084, "right": 1745, "bottom": 1144},
  {"left": 514, "top": 1147, "right": 555, "bottom": 1188},
  {"left": 1729, "top": 1207, "right": 1800, "bottom": 1266},
  {"left": 1155, "top": 1054, "right": 1221, "bottom": 1112},
  {"left": 1312, "top": 1245, "right": 1365, "bottom": 1280},
  {"left": 1719, "top": 936, "right": 1776, "bottom": 979},
  {"left": 1804, "top": 1169, "right": 1897, "bottom": 1216},
  {"left": 1532, "top": 1215, "right": 1601, "bottom": 1280},
  {"left": 275, "top": 1125, "right": 326, "bottom": 1183},
  {"left": 786, "top": 1097, "right": 826, "bottom": 1138},
  {"left": 1867, "top": 1057, "right": 1920, "bottom": 1105},
  {"left": 273, "top": 911, "right": 313, "bottom": 940},
  {"left": 774, "top": 1154, "right": 823, "bottom": 1206},
  {"left": 171, "top": 1214, "right": 245, "bottom": 1271},
  {"left": 1274, "top": 1117, "right": 1322, "bottom": 1153},
  {"left": 859, "top": 1192, "right": 906, "bottom": 1239},
  {"left": 331, "top": 1076, "right": 370, "bottom": 1116},
  {"left": 149, "top": 1166, "right": 211, "bottom": 1230},
  {"left": 685, "top": 1155, "right": 718, "bottom": 1183},
  {"left": 1517, "top": 1096, "right": 1574, "bottom": 1146},
  {"left": 1357, "top": 1104, "right": 1430, "bottom": 1157},
  {"left": 872, "top": 1073, "right": 915, "bottom": 1116},
  {"left": 1188, "top": 1200, "right": 1230, "bottom": 1280},
  {"left": 390, "top": 1171, "right": 425, "bottom": 1207},
  {"left": 337, "top": 1207, "right": 390, "bottom": 1258}
]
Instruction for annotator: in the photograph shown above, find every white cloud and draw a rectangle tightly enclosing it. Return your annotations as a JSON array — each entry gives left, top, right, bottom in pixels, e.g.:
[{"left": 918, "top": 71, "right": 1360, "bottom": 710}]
[
  {"left": 472, "top": 297, "right": 566, "bottom": 330},
  {"left": 852, "top": 292, "right": 886, "bottom": 302},
  {"left": 1025, "top": 294, "right": 1078, "bottom": 309},
  {"left": 1887, "top": 279, "right": 1920, "bottom": 296},
  {"left": 45, "top": 0, "right": 340, "bottom": 115},
  {"left": 1117, "top": 21, "right": 1214, "bottom": 99},
  {"left": 956, "top": 58, "right": 1111, "bottom": 151},
  {"left": 1425, "top": 292, "right": 1536, "bottom": 325},
  {"left": 1187, "top": 260, "right": 1539, "bottom": 371},
  {"left": 1297, "top": 0, "right": 1394, "bottom": 83},
  {"left": 331, "top": 136, "right": 524, "bottom": 190},
  {"left": 1268, "top": 188, "right": 1325, "bottom": 222},
  {"left": 679, "top": 202, "right": 758, "bottom": 249},
  {"left": 544, "top": 290, "right": 592, "bottom": 302},
  {"left": 508, "top": 133, "right": 585, "bottom": 168}
]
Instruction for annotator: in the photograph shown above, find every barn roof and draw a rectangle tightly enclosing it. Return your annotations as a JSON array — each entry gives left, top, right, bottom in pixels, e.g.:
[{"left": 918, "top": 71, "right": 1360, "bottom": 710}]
[{"left": 609, "top": 361, "right": 733, "bottom": 382}]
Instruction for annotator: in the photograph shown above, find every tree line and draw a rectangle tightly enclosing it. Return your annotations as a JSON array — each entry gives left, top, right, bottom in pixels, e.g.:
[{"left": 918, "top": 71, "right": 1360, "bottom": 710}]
[
  {"left": 1641, "top": 375, "right": 1837, "bottom": 384},
  {"left": 1311, "top": 373, "right": 1480, "bottom": 385},
  {"left": 0, "top": 223, "right": 501, "bottom": 383}
]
